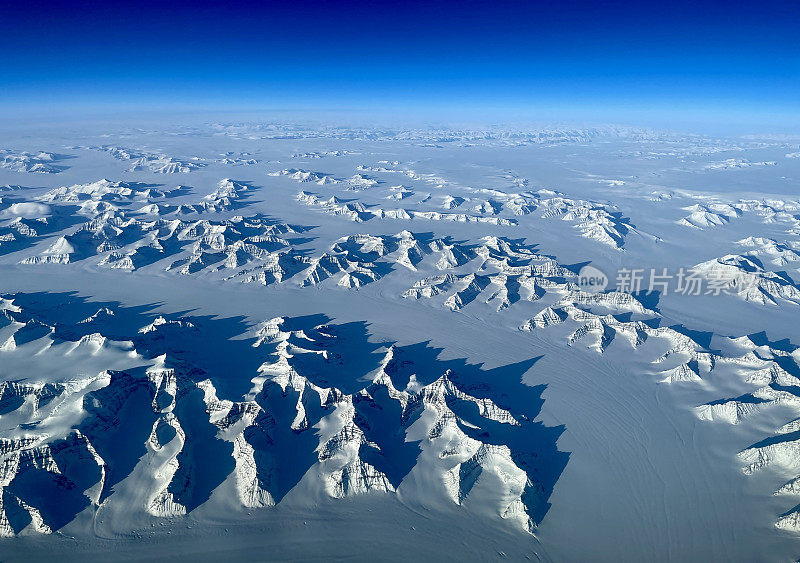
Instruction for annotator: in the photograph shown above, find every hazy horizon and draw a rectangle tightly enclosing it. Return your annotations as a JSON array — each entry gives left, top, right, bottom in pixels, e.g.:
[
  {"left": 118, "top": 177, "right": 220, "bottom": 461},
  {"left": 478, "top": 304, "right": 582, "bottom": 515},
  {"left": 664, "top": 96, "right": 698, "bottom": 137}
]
[{"left": 1, "top": 0, "right": 797, "bottom": 133}]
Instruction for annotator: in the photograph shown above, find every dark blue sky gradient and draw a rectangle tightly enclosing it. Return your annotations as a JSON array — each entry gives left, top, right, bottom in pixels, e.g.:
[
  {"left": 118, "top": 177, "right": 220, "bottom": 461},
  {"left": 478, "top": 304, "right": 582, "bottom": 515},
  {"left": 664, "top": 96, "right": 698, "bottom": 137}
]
[{"left": 0, "top": 0, "right": 798, "bottom": 123}]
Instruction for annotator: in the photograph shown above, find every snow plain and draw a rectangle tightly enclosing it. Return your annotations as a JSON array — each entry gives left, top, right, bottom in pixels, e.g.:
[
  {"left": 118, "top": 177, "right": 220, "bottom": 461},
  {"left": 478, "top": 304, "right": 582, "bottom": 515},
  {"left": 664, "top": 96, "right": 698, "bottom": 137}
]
[{"left": 0, "top": 117, "right": 799, "bottom": 561}]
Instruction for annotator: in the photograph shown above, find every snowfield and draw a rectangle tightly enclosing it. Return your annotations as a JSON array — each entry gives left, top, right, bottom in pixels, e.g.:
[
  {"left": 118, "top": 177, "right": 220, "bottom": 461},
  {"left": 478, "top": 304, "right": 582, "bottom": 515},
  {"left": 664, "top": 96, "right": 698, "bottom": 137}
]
[{"left": 0, "top": 118, "right": 800, "bottom": 561}]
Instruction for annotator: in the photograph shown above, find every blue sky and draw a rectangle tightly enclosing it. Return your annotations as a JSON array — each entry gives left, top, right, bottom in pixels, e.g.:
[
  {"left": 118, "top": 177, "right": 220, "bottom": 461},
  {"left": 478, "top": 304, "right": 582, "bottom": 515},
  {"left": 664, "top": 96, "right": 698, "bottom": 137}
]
[{"left": 0, "top": 0, "right": 798, "bottom": 126}]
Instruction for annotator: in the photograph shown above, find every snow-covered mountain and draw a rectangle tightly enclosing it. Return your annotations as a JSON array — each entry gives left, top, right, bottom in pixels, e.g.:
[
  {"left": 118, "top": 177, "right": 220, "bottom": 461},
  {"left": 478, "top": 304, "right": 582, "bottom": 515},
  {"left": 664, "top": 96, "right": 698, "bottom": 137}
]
[{"left": 1, "top": 120, "right": 800, "bottom": 560}]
